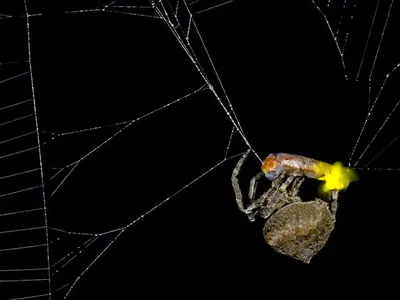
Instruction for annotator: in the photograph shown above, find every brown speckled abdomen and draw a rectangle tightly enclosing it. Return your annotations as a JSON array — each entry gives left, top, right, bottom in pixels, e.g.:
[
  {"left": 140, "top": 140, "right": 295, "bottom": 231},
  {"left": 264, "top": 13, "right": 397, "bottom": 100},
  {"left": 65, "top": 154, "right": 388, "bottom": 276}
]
[{"left": 262, "top": 199, "right": 335, "bottom": 264}]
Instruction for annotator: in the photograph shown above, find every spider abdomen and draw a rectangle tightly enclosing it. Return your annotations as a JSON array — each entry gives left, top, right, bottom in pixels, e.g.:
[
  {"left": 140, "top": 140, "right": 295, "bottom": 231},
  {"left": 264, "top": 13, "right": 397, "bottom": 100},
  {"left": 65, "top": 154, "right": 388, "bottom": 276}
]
[{"left": 262, "top": 199, "right": 335, "bottom": 264}]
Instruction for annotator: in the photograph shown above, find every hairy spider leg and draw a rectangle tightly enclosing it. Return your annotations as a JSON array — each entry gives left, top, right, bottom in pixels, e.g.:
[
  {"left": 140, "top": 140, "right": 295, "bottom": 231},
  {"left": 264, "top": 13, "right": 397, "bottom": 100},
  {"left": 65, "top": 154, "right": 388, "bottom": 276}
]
[
  {"left": 290, "top": 177, "right": 305, "bottom": 197},
  {"left": 231, "top": 148, "right": 252, "bottom": 214},
  {"left": 248, "top": 172, "right": 264, "bottom": 201},
  {"left": 250, "top": 173, "right": 300, "bottom": 220},
  {"left": 329, "top": 190, "right": 339, "bottom": 221},
  {"left": 278, "top": 175, "right": 296, "bottom": 192}
]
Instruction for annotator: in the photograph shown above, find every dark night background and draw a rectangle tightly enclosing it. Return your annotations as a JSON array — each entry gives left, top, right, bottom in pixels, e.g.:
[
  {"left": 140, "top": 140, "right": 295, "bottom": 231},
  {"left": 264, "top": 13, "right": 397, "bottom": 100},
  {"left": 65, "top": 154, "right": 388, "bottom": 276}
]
[{"left": 0, "top": 0, "right": 399, "bottom": 299}]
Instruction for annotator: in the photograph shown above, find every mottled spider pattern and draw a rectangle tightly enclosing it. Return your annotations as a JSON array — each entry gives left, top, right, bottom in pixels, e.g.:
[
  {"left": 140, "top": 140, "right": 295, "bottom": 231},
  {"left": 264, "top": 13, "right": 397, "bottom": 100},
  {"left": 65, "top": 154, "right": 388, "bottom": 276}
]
[{"left": 232, "top": 149, "right": 339, "bottom": 263}]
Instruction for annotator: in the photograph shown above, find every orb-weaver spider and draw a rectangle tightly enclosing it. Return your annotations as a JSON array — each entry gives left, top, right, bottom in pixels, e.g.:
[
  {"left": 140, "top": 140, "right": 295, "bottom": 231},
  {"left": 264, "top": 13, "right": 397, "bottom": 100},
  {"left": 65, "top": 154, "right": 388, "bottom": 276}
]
[{"left": 231, "top": 149, "right": 340, "bottom": 263}]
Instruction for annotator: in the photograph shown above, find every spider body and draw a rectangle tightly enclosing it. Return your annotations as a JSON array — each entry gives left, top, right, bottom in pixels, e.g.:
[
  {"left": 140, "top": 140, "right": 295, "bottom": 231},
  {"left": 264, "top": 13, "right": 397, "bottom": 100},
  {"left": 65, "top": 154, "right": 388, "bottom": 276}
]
[
  {"left": 232, "top": 149, "right": 339, "bottom": 263},
  {"left": 263, "top": 199, "right": 335, "bottom": 263}
]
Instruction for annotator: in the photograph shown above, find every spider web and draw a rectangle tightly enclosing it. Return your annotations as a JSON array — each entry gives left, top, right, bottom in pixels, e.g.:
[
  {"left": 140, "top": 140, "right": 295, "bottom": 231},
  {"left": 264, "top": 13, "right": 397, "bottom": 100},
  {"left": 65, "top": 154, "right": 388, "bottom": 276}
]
[{"left": 0, "top": 0, "right": 399, "bottom": 299}]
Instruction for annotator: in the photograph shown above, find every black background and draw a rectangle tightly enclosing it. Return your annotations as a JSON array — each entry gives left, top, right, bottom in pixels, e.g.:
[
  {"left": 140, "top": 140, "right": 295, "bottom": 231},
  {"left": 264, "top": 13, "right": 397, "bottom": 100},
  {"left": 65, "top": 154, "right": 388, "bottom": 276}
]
[{"left": 1, "top": 0, "right": 400, "bottom": 299}]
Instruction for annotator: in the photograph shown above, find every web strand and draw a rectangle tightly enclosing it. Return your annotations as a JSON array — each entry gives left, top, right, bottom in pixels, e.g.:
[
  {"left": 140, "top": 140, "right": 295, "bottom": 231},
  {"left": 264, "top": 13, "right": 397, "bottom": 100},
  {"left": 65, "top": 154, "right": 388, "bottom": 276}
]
[
  {"left": 363, "top": 135, "right": 399, "bottom": 168},
  {"left": 368, "top": 0, "right": 394, "bottom": 81},
  {"left": 0, "top": 207, "right": 43, "bottom": 217},
  {"left": 157, "top": 0, "right": 260, "bottom": 161},
  {"left": 311, "top": 0, "right": 348, "bottom": 80},
  {"left": 224, "top": 126, "right": 235, "bottom": 159},
  {"left": 9, "top": 294, "right": 50, "bottom": 300},
  {"left": 349, "top": 63, "right": 400, "bottom": 165},
  {"left": 356, "top": 0, "right": 380, "bottom": 81},
  {"left": 24, "top": 1, "right": 52, "bottom": 298},
  {"left": 28, "top": 7, "right": 160, "bottom": 19},
  {"left": 0, "top": 71, "right": 29, "bottom": 85},
  {"left": 193, "top": 0, "right": 234, "bottom": 15},
  {"left": 354, "top": 98, "right": 400, "bottom": 166}
]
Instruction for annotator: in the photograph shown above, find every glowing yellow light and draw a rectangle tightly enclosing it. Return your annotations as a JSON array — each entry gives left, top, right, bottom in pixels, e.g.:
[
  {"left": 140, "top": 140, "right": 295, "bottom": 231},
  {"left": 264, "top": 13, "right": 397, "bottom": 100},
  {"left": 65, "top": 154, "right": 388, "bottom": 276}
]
[{"left": 314, "top": 161, "right": 358, "bottom": 192}]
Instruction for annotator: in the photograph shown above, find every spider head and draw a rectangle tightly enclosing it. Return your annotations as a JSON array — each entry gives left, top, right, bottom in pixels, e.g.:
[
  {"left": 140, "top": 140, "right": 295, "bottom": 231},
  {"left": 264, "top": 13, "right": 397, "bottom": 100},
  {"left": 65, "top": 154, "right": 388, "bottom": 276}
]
[{"left": 261, "top": 154, "right": 279, "bottom": 180}]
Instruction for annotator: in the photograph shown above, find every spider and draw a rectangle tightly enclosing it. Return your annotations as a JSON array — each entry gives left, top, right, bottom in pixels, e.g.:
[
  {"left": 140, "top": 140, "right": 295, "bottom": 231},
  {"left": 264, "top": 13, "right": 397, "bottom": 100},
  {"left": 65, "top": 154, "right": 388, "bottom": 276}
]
[{"left": 231, "top": 149, "right": 340, "bottom": 264}]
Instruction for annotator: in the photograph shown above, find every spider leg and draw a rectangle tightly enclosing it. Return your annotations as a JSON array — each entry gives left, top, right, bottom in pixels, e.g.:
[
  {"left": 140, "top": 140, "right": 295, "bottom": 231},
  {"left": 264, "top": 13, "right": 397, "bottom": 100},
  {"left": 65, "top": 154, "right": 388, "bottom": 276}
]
[
  {"left": 248, "top": 172, "right": 264, "bottom": 202},
  {"left": 271, "top": 172, "right": 285, "bottom": 188},
  {"left": 259, "top": 188, "right": 296, "bottom": 219},
  {"left": 246, "top": 172, "right": 286, "bottom": 220},
  {"left": 231, "top": 148, "right": 252, "bottom": 214},
  {"left": 244, "top": 173, "right": 285, "bottom": 218},
  {"left": 278, "top": 175, "right": 295, "bottom": 193},
  {"left": 255, "top": 175, "right": 303, "bottom": 219},
  {"left": 329, "top": 190, "right": 339, "bottom": 221},
  {"left": 240, "top": 171, "right": 265, "bottom": 221},
  {"left": 289, "top": 177, "right": 305, "bottom": 198}
]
